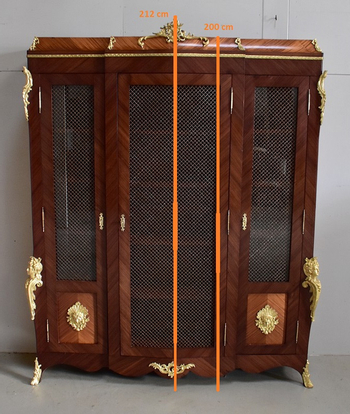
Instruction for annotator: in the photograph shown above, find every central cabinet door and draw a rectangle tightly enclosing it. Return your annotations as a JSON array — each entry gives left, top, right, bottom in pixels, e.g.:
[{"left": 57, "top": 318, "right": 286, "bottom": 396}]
[{"left": 118, "top": 73, "right": 230, "bottom": 358}]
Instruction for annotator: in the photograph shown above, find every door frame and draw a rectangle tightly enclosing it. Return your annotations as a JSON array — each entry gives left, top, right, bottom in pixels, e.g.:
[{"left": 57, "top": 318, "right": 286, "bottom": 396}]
[
  {"left": 236, "top": 75, "right": 309, "bottom": 355},
  {"left": 116, "top": 73, "right": 231, "bottom": 358}
]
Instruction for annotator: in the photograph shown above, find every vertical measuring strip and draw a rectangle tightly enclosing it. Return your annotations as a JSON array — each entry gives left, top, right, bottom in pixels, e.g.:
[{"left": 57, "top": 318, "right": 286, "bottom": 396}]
[
  {"left": 173, "top": 15, "right": 178, "bottom": 392},
  {"left": 216, "top": 36, "right": 221, "bottom": 392}
]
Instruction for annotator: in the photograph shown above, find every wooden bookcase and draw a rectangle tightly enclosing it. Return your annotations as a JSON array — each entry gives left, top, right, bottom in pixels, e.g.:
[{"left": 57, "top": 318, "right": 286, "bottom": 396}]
[{"left": 23, "top": 26, "right": 325, "bottom": 387}]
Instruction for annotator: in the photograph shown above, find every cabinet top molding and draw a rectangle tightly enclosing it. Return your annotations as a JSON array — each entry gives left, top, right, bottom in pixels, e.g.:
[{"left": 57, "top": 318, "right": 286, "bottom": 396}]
[{"left": 27, "top": 37, "right": 322, "bottom": 61}]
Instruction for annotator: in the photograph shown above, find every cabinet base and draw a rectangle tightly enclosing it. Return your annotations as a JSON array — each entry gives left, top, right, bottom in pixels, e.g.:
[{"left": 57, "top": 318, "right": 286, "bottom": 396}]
[{"left": 31, "top": 353, "right": 312, "bottom": 388}]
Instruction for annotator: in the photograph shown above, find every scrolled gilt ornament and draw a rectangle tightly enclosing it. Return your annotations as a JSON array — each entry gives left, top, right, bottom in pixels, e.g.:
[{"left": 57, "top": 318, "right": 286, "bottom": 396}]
[
  {"left": 31, "top": 357, "right": 42, "bottom": 386},
  {"left": 312, "top": 39, "right": 322, "bottom": 53},
  {"left": 302, "top": 257, "right": 321, "bottom": 322},
  {"left": 67, "top": 302, "right": 90, "bottom": 331},
  {"left": 256, "top": 304, "right": 279, "bottom": 335},
  {"left": 317, "top": 71, "right": 327, "bottom": 125},
  {"left": 29, "top": 36, "right": 39, "bottom": 51},
  {"left": 235, "top": 37, "right": 245, "bottom": 51},
  {"left": 138, "top": 21, "right": 209, "bottom": 49},
  {"left": 302, "top": 360, "right": 313, "bottom": 388},
  {"left": 22, "top": 66, "right": 33, "bottom": 122},
  {"left": 25, "top": 256, "right": 43, "bottom": 320},
  {"left": 108, "top": 36, "right": 116, "bottom": 50},
  {"left": 149, "top": 361, "right": 195, "bottom": 378}
]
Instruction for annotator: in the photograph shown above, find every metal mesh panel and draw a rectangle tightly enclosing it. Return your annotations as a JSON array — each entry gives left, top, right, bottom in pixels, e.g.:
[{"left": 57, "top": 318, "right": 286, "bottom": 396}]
[
  {"left": 178, "top": 85, "right": 216, "bottom": 348},
  {"left": 248, "top": 87, "right": 298, "bottom": 283},
  {"left": 129, "top": 85, "right": 173, "bottom": 348},
  {"left": 129, "top": 85, "right": 216, "bottom": 348},
  {"left": 52, "top": 85, "right": 96, "bottom": 281}
]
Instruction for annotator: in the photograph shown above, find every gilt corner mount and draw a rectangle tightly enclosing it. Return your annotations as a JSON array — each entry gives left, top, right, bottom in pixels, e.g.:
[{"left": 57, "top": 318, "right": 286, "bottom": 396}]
[
  {"left": 22, "top": 66, "right": 33, "bottom": 122},
  {"left": 302, "top": 257, "right": 321, "bottom": 322},
  {"left": 317, "top": 71, "right": 327, "bottom": 125},
  {"left": 25, "top": 256, "right": 43, "bottom": 321}
]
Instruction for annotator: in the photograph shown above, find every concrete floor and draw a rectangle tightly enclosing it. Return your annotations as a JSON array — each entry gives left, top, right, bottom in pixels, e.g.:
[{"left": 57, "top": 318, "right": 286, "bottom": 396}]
[{"left": 1, "top": 354, "right": 349, "bottom": 414}]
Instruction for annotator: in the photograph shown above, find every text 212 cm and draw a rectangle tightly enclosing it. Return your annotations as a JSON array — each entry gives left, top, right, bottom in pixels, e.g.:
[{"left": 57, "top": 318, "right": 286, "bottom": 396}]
[{"left": 140, "top": 11, "right": 169, "bottom": 18}]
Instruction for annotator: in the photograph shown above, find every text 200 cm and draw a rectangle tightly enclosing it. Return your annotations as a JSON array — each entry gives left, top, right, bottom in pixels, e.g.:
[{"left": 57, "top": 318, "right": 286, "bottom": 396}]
[{"left": 204, "top": 23, "right": 234, "bottom": 31}]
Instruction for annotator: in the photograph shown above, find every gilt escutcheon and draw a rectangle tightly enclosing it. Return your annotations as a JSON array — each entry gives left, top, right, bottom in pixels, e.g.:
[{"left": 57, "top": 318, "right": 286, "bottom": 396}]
[
  {"left": 67, "top": 301, "right": 90, "bottom": 331},
  {"left": 256, "top": 304, "right": 279, "bottom": 335}
]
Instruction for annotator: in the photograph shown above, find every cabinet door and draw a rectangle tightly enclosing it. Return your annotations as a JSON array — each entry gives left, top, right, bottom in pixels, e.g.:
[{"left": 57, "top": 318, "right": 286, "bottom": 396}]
[
  {"left": 237, "top": 76, "right": 309, "bottom": 354},
  {"left": 117, "top": 73, "right": 230, "bottom": 358},
  {"left": 40, "top": 74, "right": 106, "bottom": 354}
]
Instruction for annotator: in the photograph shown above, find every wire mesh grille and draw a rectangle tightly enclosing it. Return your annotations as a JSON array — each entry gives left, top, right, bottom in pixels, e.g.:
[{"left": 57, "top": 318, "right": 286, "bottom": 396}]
[
  {"left": 248, "top": 87, "right": 298, "bottom": 283},
  {"left": 178, "top": 85, "right": 216, "bottom": 348},
  {"left": 129, "top": 85, "right": 173, "bottom": 348},
  {"left": 129, "top": 85, "right": 216, "bottom": 348},
  {"left": 52, "top": 85, "right": 96, "bottom": 281}
]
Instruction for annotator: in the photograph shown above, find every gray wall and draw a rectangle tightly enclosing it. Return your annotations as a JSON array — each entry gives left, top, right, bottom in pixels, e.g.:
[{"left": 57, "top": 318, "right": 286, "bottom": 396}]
[{"left": 0, "top": 0, "right": 349, "bottom": 355}]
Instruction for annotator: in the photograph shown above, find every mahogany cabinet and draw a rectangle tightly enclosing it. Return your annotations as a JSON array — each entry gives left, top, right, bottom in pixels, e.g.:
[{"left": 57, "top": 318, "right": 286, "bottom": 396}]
[{"left": 23, "top": 25, "right": 325, "bottom": 387}]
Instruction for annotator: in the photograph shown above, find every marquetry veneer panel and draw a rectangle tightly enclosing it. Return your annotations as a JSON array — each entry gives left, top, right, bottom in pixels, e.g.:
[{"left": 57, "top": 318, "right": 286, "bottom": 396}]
[
  {"left": 246, "top": 293, "right": 286, "bottom": 346},
  {"left": 58, "top": 292, "right": 96, "bottom": 344}
]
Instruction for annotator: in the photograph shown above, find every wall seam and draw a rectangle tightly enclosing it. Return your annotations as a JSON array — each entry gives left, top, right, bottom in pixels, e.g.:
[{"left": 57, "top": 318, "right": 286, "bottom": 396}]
[
  {"left": 287, "top": 0, "right": 290, "bottom": 39},
  {"left": 262, "top": 0, "right": 265, "bottom": 39}
]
